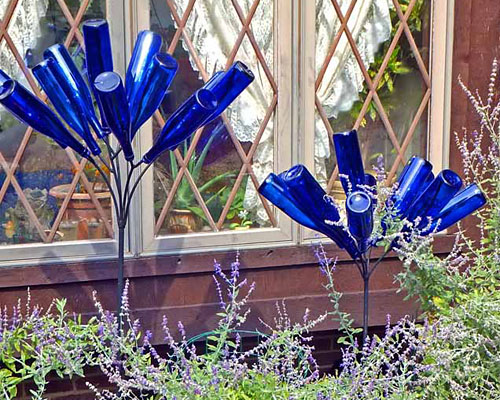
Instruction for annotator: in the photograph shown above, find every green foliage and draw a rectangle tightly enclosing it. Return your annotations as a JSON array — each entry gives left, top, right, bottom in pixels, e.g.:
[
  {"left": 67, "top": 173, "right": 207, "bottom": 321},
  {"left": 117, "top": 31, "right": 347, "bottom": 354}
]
[
  {"left": 350, "top": 0, "right": 427, "bottom": 126},
  {"left": 0, "top": 295, "right": 98, "bottom": 399},
  {"left": 155, "top": 137, "right": 235, "bottom": 225},
  {"left": 170, "top": 137, "right": 234, "bottom": 211},
  {"left": 391, "top": 59, "right": 500, "bottom": 398}
]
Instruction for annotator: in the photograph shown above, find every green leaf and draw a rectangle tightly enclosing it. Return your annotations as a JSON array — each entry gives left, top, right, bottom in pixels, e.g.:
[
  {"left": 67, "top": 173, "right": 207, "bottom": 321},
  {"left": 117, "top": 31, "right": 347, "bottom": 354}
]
[{"left": 192, "top": 134, "right": 216, "bottom": 181}]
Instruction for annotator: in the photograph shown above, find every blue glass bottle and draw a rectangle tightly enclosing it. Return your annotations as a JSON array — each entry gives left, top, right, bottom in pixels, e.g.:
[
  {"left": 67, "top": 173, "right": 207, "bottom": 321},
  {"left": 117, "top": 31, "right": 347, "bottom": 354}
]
[
  {"left": 0, "top": 69, "right": 10, "bottom": 85},
  {"left": 258, "top": 173, "right": 320, "bottom": 233},
  {"left": 333, "top": 130, "right": 365, "bottom": 194},
  {"left": 363, "top": 173, "right": 377, "bottom": 207},
  {"left": 44, "top": 44, "right": 106, "bottom": 138},
  {"left": 94, "top": 72, "right": 134, "bottom": 161},
  {"left": 0, "top": 79, "right": 90, "bottom": 158},
  {"left": 346, "top": 191, "right": 373, "bottom": 252},
  {"left": 82, "top": 19, "right": 114, "bottom": 132},
  {"left": 82, "top": 19, "right": 113, "bottom": 86},
  {"left": 259, "top": 165, "right": 359, "bottom": 258},
  {"left": 281, "top": 164, "right": 341, "bottom": 224},
  {"left": 130, "top": 53, "right": 178, "bottom": 136},
  {"left": 201, "top": 61, "right": 255, "bottom": 125},
  {"left": 428, "top": 184, "right": 486, "bottom": 233},
  {"left": 126, "top": 30, "right": 162, "bottom": 106},
  {"left": 279, "top": 164, "right": 357, "bottom": 254},
  {"left": 364, "top": 173, "right": 376, "bottom": 188},
  {"left": 407, "top": 169, "right": 463, "bottom": 223},
  {"left": 142, "top": 88, "right": 217, "bottom": 164},
  {"left": 390, "top": 156, "right": 433, "bottom": 218},
  {"left": 32, "top": 59, "right": 101, "bottom": 155}
]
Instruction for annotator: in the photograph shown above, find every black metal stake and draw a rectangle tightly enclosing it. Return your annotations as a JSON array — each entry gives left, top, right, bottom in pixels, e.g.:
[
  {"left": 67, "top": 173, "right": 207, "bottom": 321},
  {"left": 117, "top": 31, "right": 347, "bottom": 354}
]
[
  {"left": 362, "top": 274, "right": 369, "bottom": 342},
  {"left": 356, "top": 247, "right": 391, "bottom": 344},
  {"left": 117, "top": 224, "right": 125, "bottom": 325},
  {"left": 87, "top": 142, "right": 153, "bottom": 332}
]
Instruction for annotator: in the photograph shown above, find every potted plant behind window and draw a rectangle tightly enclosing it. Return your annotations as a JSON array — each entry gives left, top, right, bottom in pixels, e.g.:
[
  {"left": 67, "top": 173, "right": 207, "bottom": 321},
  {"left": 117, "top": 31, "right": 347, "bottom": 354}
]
[
  {"left": 49, "top": 162, "right": 111, "bottom": 239},
  {"left": 156, "top": 135, "right": 234, "bottom": 233}
]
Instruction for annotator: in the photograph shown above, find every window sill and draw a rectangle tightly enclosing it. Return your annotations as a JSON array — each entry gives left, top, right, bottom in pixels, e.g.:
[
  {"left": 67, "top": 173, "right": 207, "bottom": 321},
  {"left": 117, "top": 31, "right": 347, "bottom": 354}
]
[{"left": 0, "top": 234, "right": 457, "bottom": 289}]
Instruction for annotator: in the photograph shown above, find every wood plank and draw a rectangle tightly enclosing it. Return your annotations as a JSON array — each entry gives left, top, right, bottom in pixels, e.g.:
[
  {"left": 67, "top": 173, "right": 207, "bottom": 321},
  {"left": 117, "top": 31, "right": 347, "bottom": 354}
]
[
  {"left": 0, "top": 235, "right": 456, "bottom": 289},
  {"left": 449, "top": 0, "right": 500, "bottom": 240}
]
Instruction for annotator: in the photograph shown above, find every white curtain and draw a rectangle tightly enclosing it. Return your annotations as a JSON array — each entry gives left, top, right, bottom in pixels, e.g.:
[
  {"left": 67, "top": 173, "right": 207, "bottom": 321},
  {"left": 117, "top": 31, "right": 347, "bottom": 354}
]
[
  {"left": 0, "top": 0, "right": 49, "bottom": 83},
  {"left": 173, "top": 0, "right": 392, "bottom": 224},
  {"left": 315, "top": 0, "right": 392, "bottom": 184}
]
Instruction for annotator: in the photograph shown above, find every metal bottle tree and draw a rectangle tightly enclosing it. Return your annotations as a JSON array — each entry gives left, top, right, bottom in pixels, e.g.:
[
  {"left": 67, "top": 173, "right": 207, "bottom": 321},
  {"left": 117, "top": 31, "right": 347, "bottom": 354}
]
[
  {"left": 0, "top": 19, "right": 254, "bottom": 321},
  {"left": 259, "top": 129, "right": 487, "bottom": 342}
]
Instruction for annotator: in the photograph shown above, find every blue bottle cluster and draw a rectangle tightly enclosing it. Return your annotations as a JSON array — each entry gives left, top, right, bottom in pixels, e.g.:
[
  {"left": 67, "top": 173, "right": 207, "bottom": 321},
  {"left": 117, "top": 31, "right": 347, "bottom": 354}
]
[
  {"left": 0, "top": 19, "right": 254, "bottom": 165},
  {"left": 259, "top": 129, "right": 486, "bottom": 259}
]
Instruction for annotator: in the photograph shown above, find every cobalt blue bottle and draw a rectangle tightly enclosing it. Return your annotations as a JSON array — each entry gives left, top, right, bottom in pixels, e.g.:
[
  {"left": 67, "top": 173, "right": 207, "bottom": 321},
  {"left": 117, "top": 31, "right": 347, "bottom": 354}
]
[
  {"left": 333, "top": 130, "right": 365, "bottom": 194},
  {"left": 0, "top": 79, "right": 90, "bottom": 158},
  {"left": 94, "top": 72, "right": 134, "bottom": 161}
]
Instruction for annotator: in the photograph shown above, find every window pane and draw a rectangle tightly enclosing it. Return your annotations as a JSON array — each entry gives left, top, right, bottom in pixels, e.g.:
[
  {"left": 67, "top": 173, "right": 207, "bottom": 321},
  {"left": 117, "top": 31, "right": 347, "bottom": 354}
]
[
  {"left": 0, "top": 0, "right": 109, "bottom": 245},
  {"left": 314, "top": 0, "right": 431, "bottom": 196},
  {"left": 149, "top": 0, "right": 276, "bottom": 236}
]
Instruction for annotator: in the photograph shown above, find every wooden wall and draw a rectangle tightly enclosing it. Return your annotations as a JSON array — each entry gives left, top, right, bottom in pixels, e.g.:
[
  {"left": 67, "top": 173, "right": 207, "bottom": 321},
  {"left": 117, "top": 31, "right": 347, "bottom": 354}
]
[{"left": 0, "top": 0, "right": 499, "bottom": 344}]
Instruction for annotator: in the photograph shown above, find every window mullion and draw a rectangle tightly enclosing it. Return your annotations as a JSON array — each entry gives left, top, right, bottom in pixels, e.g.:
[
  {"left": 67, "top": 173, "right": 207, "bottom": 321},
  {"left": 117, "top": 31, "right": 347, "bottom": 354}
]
[
  {"left": 428, "top": 0, "right": 455, "bottom": 171},
  {"left": 297, "top": 0, "right": 318, "bottom": 244}
]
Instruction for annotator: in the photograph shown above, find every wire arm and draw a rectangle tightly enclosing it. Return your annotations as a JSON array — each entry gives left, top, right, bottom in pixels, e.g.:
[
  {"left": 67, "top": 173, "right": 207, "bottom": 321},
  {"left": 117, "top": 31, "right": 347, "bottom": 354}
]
[
  {"left": 123, "top": 161, "right": 154, "bottom": 222},
  {"left": 87, "top": 156, "right": 122, "bottom": 221},
  {"left": 103, "top": 136, "right": 124, "bottom": 204},
  {"left": 368, "top": 247, "right": 392, "bottom": 278}
]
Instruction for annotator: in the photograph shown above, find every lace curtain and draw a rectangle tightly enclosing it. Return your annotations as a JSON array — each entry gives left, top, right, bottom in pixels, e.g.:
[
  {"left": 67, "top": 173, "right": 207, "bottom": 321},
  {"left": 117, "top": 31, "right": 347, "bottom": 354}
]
[
  {"left": 315, "top": 0, "right": 392, "bottom": 184},
  {"left": 174, "top": 0, "right": 392, "bottom": 224},
  {"left": 0, "top": 0, "right": 49, "bottom": 84}
]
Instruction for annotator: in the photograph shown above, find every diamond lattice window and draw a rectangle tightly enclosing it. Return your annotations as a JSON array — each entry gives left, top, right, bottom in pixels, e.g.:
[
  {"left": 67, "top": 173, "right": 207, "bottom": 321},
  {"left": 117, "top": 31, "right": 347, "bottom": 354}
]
[
  {"left": 0, "top": 0, "right": 110, "bottom": 245},
  {"left": 0, "top": 0, "right": 446, "bottom": 258},
  {"left": 149, "top": 0, "right": 277, "bottom": 236},
  {"left": 314, "top": 0, "right": 431, "bottom": 198}
]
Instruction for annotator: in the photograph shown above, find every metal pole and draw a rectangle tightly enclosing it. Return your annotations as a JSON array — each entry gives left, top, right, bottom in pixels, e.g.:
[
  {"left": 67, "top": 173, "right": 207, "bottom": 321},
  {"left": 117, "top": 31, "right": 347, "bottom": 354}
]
[
  {"left": 117, "top": 223, "right": 125, "bottom": 331},
  {"left": 362, "top": 274, "right": 369, "bottom": 343}
]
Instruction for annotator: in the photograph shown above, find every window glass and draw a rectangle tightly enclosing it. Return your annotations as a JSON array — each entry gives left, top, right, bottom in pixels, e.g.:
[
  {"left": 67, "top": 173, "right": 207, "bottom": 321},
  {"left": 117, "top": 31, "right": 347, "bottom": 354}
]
[
  {"left": 314, "top": 0, "right": 431, "bottom": 198},
  {"left": 0, "top": 0, "right": 108, "bottom": 245},
  {"left": 149, "top": 0, "right": 276, "bottom": 236}
]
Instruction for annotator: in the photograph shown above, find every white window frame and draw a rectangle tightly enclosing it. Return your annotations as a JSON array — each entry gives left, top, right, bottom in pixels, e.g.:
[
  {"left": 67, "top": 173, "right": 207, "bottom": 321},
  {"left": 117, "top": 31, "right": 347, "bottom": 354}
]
[
  {"left": 0, "top": 1, "right": 128, "bottom": 267},
  {"left": 130, "top": 0, "right": 296, "bottom": 257}
]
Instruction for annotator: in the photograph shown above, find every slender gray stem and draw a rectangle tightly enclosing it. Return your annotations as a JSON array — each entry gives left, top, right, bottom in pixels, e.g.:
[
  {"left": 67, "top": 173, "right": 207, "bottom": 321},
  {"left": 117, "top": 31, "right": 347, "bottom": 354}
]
[
  {"left": 97, "top": 153, "right": 114, "bottom": 175},
  {"left": 121, "top": 161, "right": 140, "bottom": 211},
  {"left": 362, "top": 271, "right": 369, "bottom": 343},
  {"left": 117, "top": 224, "right": 125, "bottom": 332}
]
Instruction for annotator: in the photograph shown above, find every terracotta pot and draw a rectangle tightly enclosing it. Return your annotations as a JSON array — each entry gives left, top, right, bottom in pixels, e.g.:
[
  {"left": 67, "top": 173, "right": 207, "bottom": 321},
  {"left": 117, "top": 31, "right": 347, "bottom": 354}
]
[
  {"left": 167, "top": 209, "right": 199, "bottom": 234},
  {"left": 49, "top": 184, "right": 112, "bottom": 239}
]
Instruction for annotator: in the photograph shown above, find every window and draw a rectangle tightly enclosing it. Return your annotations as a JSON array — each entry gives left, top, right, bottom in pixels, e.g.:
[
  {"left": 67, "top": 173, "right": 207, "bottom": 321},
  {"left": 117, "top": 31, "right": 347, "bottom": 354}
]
[
  {"left": 0, "top": 0, "right": 120, "bottom": 264},
  {"left": 0, "top": 0, "right": 453, "bottom": 264},
  {"left": 299, "top": 0, "right": 454, "bottom": 241},
  {"left": 137, "top": 0, "right": 293, "bottom": 255}
]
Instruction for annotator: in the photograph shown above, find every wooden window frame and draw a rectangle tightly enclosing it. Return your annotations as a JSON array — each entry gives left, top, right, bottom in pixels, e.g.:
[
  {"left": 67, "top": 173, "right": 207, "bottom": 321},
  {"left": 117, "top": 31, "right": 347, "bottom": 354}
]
[
  {"left": 0, "top": 1, "right": 128, "bottom": 267},
  {"left": 131, "top": 0, "right": 295, "bottom": 257}
]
